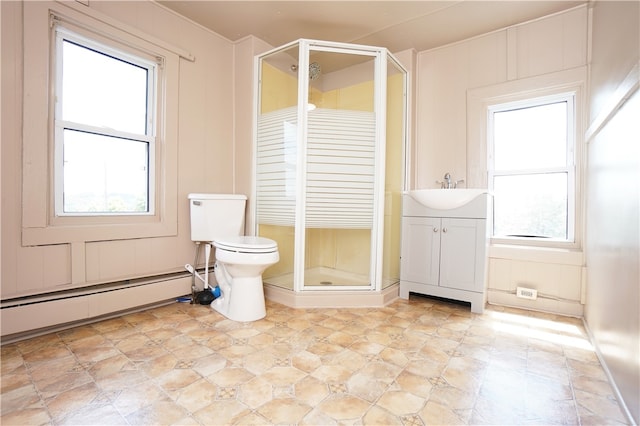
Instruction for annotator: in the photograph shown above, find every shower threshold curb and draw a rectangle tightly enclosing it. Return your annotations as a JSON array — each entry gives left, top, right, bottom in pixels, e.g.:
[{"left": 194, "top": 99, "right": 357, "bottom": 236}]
[{"left": 264, "top": 283, "right": 399, "bottom": 309}]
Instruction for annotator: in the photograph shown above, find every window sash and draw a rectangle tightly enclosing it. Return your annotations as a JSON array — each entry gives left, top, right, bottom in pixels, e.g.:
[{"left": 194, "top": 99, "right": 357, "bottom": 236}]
[
  {"left": 488, "top": 94, "right": 576, "bottom": 244},
  {"left": 492, "top": 171, "right": 570, "bottom": 240}
]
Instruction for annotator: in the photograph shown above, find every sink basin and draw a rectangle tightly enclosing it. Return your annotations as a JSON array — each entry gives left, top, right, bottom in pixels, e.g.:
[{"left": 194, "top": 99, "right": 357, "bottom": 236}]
[{"left": 406, "top": 189, "right": 489, "bottom": 210}]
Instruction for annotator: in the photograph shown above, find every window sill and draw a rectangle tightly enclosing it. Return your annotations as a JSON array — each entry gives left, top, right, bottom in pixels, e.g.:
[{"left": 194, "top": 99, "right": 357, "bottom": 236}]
[
  {"left": 489, "top": 243, "right": 583, "bottom": 266},
  {"left": 22, "top": 219, "right": 177, "bottom": 246}
]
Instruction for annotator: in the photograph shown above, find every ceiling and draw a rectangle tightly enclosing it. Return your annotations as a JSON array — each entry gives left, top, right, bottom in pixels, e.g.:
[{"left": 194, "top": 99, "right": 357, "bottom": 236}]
[{"left": 158, "top": 1, "right": 585, "bottom": 55}]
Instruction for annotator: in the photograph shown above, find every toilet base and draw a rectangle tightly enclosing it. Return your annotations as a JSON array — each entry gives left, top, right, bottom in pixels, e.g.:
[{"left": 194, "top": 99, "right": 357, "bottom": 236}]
[{"left": 211, "top": 276, "right": 267, "bottom": 322}]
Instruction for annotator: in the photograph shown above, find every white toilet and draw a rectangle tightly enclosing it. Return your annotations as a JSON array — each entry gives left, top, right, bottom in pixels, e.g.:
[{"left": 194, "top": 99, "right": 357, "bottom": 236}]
[{"left": 188, "top": 193, "right": 279, "bottom": 322}]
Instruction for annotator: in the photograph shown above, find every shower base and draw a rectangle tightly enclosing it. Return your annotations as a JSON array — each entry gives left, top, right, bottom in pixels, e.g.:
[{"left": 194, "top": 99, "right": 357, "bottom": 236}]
[
  {"left": 263, "top": 267, "right": 399, "bottom": 309},
  {"left": 265, "top": 266, "right": 370, "bottom": 290},
  {"left": 264, "top": 282, "right": 399, "bottom": 309}
]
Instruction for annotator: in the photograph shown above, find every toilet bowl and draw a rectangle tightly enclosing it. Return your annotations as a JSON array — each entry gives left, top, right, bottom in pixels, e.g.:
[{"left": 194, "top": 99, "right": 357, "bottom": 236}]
[
  {"left": 187, "top": 193, "right": 279, "bottom": 322},
  {"left": 212, "top": 236, "right": 279, "bottom": 322}
]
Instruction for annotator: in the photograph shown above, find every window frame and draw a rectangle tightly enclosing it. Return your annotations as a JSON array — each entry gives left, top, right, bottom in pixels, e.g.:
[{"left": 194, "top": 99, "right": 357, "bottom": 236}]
[
  {"left": 466, "top": 67, "right": 587, "bottom": 251},
  {"left": 21, "top": 2, "right": 182, "bottom": 246},
  {"left": 487, "top": 93, "right": 577, "bottom": 245},
  {"left": 53, "top": 27, "right": 158, "bottom": 217}
]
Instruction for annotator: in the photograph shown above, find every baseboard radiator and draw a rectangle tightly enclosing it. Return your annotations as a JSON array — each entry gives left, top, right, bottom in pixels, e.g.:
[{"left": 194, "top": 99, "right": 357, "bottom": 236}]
[{"left": 1, "top": 273, "right": 192, "bottom": 343}]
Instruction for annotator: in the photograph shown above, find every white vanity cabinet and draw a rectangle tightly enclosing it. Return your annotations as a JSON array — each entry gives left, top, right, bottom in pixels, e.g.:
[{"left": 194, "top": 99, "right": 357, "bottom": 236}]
[{"left": 400, "top": 192, "right": 490, "bottom": 313}]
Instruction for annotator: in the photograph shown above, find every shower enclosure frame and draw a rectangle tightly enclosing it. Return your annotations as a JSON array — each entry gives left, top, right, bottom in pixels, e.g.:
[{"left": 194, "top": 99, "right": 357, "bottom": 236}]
[{"left": 252, "top": 38, "right": 407, "bottom": 295}]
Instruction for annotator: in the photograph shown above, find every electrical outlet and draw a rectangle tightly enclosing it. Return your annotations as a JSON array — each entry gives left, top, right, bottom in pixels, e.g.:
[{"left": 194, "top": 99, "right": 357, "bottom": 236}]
[{"left": 516, "top": 286, "right": 538, "bottom": 300}]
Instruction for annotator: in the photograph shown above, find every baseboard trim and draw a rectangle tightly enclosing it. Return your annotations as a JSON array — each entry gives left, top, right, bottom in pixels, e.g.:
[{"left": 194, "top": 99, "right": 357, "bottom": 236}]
[
  {"left": 1, "top": 275, "right": 192, "bottom": 342},
  {"left": 582, "top": 318, "right": 637, "bottom": 425},
  {"left": 487, "top": 289, "right": 583, "bottom": 317}
]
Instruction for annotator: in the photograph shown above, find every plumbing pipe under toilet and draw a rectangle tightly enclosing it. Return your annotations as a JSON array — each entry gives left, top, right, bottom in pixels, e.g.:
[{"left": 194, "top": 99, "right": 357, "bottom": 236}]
[{"left": 185, "top": 263, "right": 221, "bottom": 301}]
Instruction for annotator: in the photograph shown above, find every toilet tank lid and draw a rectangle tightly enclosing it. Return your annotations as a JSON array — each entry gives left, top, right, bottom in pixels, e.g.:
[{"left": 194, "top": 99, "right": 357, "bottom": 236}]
[{"left": 188, "top": 193, "right": 247, "bottom": 201}]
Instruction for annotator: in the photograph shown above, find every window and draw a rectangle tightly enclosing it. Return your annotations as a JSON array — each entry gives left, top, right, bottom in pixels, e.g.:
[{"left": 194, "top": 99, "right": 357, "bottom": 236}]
[
  {"left": 488, "top": 94, "right": 575, "bottom": 243},
  {"left": 22, "top": 2, "right": 183, "bottom": 246},
  {"left": 54, "top": 27, "right": 157, "bottom": 215}
]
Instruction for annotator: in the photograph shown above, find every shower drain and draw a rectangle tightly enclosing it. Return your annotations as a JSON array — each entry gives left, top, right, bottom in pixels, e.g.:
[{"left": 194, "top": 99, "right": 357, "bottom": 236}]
[{"left": 320, "top": 281, "right": 333, "bottom": 285}]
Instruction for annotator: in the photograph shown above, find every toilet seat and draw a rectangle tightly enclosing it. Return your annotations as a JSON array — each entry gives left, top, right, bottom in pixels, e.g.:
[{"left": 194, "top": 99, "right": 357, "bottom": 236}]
[{"left": 214, "top": 236, "right": 277, "bottom": 253}]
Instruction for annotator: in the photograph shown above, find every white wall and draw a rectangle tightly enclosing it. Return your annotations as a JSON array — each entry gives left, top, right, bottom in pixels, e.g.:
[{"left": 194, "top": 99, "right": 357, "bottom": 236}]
[
  {"left": 415, "top": 6, "right": 589, "bottom": 316},
  {"left": 585, "top": 1, "right": 639, "bottom": 423}
]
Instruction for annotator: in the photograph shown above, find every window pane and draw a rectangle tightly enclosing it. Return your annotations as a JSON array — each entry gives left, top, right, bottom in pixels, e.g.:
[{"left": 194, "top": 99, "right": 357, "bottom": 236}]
[
  {"left": 494, "top": 102, "right": 567, "bottom": 170},
  {"left": 493, "top": 173, "right": 568, "bottom": 239},
  {"left": 62, "top": 40, "right": 148, "bottom": 134},
  {"left": 63, "top": 130, "right": 149, "bottom": 213}
]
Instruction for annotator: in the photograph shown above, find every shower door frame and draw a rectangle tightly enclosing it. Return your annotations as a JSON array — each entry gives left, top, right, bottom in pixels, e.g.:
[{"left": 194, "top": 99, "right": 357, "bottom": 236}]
[{"left": 253, "top": 39, "right": 406, "bottom": 293}]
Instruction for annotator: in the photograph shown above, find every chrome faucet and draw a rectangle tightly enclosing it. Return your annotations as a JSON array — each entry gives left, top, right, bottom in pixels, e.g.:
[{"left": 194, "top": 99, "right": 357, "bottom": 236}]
[
  {"left": 436, "top": 172, "right": 465, "bottom": 189},
  {"left": 444, "top": 173, "right": 452, "bottom": 189}
]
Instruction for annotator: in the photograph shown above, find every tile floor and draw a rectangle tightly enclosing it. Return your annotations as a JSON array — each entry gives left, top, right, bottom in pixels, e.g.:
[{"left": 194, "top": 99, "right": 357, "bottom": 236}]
[{"left": 1, "top": 295, "right": 629, "bottom": 425}]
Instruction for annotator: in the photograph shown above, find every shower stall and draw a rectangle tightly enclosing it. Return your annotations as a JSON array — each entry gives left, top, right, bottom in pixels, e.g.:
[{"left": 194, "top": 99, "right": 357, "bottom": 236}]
[{"left": 253, "top": 39, "right": 407, "bottom": 306}]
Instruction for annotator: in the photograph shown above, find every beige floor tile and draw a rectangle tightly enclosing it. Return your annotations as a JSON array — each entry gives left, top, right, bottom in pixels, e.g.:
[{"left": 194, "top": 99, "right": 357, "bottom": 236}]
[
  {"left": 94, "top": 368, "right": 148, "bottom": 393},
  {"left": 257, "top": 398, "right": 312, "bottom": 424},
  {"left": 349, "top": 340, "right": 385, "bottom": 356},
  {"left": 575, "top": 389, "right": 628, "bottom": 423},
  {"left": 394, "top": 370, "right": 433, "bottom": 398},
  {"left": 295, "top": 375, "right": 329, "bottom": 405},
  {"left": 207, "top": 366, "right": 255, "bottom": 387},
  {"left": 291, "top": 350, "right": 322, "bottom": 373},
  {"left": 420, "top": 399, "right": 469, "bottom": 425},
  {"left": 0, "top": 384, "right": 43, "bottom": 416},
  {"left": 72, "top": 343, "right": 121, "bottom": 364},
  {"left": 241, "top": 350, "right": 277, "bottom": 375},
  {"left": 45, "top": 381, "right": 102, "bottom": 421},
  {"left": 125, "top": 399, "right": 189, "bottom": 425},
  {"left": 233, "top": 411, "right": 273, "bottom": 425},
  {"left": 377, "top": 390, "right": 426, "bottom": 416},
  {"left": 0, "top": 407, "right": 51, "bottom": 426},
  {"left": 316, "top": 394, "right": 370, "bottom": 420},
  {"left": 193, "top": 400, "right": 251, "bottom": 425},
  {"left": 0, "top": 296, "right": 630, "bottom": 426},
  {"left": 22, "top": 343, "right": 73, "bottom": 364},
  {"left": 33, "top": 370, "right": 94, "bottom": 399},
  {"left": 347, "top": 371, "right": 390, "bottom": 402},
  {"left": 14, "top": 334, "right": 61, "bottom": 355},
  {"left": 59, "top": 402, "right": 129, "bottom": 425},
  {"left": 173, "top": 378, "right": 218, "bottom": 413},
  {"left": 379, "top": 346, "right": 410, "bottom": 367},
  {"left": 0, "top": 372, "right": 32, "bottom": 394},
  {"left": 1, "top": 349, "right": 24, "bottom": 373},
  {"left": 311, "top": 364, "right": 353, "bottom": 383},
  {"left": 403, "top": 358, "right": 446, "bottom": 378},
  {"left": 171, "top": 343, "right": 214, "bottom": 362},
  {"left": 260, "top": 366, "right": 307, "bottom": 387},
  {"left": 238, "top": 376, "right": 272, "bottom": 409}
]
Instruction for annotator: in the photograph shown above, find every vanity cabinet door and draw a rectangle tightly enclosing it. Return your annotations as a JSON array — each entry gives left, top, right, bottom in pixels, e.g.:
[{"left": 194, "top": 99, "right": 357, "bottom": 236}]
[
  {"left": 439, "top": 218, "right": 483, "bottom": 292},
  {"left": 400, "top": 216, "right": 440, "bottom": 286}
]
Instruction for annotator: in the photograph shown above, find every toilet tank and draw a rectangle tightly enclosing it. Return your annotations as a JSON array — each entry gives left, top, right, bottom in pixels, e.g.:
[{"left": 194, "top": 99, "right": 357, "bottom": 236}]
[{"left": 188, "top": 193, "right": 247, "bottom": 242}]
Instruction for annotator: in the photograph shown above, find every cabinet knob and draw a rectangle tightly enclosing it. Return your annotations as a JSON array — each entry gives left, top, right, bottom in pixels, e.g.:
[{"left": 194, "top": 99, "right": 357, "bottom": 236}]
[
  {"left": 442, "top": 228, "right": 448, "bottom": 233},
  {"left": 433, "top": 228, "right": 439, "bottom": 232}
]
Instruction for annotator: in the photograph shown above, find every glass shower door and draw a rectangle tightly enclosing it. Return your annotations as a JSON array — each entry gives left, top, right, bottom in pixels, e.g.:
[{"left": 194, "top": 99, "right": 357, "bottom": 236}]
[
  {"left": 381, "top": 54, "right": 406, "bottom": 289},
  {"left": 302, "top": 47, "right": 377, "bottom": 290},
  {"left": 255, "top": 44, "right": 299, "bottom": 290}
]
